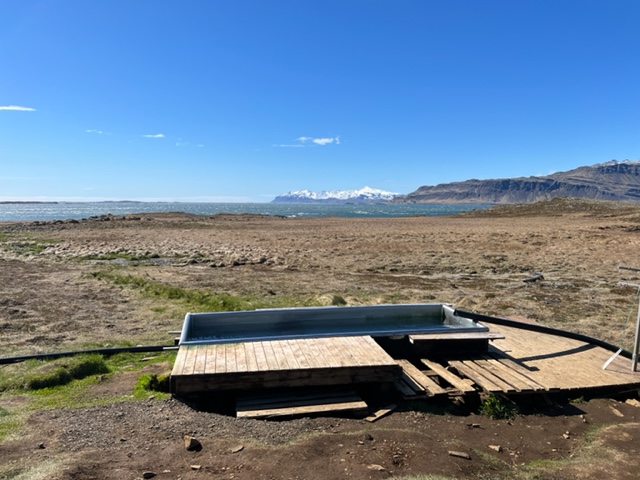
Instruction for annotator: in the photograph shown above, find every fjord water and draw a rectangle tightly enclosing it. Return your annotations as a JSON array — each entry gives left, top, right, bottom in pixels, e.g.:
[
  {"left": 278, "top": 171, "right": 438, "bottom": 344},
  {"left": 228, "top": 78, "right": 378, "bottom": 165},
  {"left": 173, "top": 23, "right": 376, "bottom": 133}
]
[{"left": 0, "top": 202, "right": 491, "bottom": 221}]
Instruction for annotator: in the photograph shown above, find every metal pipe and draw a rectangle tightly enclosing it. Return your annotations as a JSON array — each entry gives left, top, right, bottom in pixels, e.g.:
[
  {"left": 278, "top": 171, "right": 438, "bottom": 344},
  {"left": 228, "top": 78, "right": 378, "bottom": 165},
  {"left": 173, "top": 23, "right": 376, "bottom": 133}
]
[
  {"left": 0, "top": 345, "right": 178, "bottom": 365},
  {"left": 454, "top": 309, "right": 632, "bottom": 359}
]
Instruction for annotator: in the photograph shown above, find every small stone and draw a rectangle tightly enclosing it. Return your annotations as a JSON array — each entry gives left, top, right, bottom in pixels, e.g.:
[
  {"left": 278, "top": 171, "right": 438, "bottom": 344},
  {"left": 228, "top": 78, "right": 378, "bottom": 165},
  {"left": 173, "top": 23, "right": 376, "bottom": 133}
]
[
  {"left": 610, "top": 406, "right": 624, "bottom": 417},
  {"left": 367, "top": 464, "right": 386, "bottom": 471},
  {"left": 364, "top": 433, "right": 374, "bottom": 441},
  {"left": 562, "top": 432, "right": 571, "bottom": 440},
  {"left": 184, "top": 435, "right": 202, "bottom": 451},
  {"left": 191, "top": 465, "right": 202, "bottom": 471},
  {"left": 231, "top": 444, "right": 244, "bottom": 453},
  {"left": 37, "top": 442, "right": 45, "bottom": 449},
  {"left": 625, "top": 398, "right": 640, "bottom": 407},
  {"left": 489, "top": 445, "right": 503, "bottom": 452},
  {"left": 448, "top": 451, "right": 471, "bottom": 460},
  {"left": 142, "top": 472, "right": 156, "bottom": 479}
]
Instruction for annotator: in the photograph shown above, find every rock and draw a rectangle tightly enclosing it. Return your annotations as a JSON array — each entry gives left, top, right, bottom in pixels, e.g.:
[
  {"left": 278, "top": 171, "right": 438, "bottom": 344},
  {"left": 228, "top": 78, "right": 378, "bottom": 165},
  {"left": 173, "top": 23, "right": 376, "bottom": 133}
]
[
  {"left": 610, "top": 406, "right": 625, "bottom": 417},
  {"left": 364, "top": 433, "right": 374, "bottom": 441},
  {"left": 625, "top": 398, "right": 640, "bottom": 407},
  {"left": 37, "top": 442, "right": 45, "bottom": 449},
  {"left": 489, "top": 445, "right": 503, "bottom": 452},
  {"left": 448, "top": 450, "right": 471, "bottom": 460},
  {"left": 231, "top": 444, "right": 244, "bottom": 453},
  {"left": 190, "top": 465, "right": 202, "bottom": 471},
  {"left": 184, "top": 435, "right": 202, "bottom": 451},
  {"left": 367, "top": 464, "right": 386, "bottom": 471},
  {"left": 142, "top": 472, "right": 156, "bottom": 479}
]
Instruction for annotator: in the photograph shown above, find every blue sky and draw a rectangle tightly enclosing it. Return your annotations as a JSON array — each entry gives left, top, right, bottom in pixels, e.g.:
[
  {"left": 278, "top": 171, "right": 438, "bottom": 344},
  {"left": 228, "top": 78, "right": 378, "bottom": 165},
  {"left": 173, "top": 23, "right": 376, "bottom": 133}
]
[{"left": 1, "top": 1, "right": 639, "bottom": 202}]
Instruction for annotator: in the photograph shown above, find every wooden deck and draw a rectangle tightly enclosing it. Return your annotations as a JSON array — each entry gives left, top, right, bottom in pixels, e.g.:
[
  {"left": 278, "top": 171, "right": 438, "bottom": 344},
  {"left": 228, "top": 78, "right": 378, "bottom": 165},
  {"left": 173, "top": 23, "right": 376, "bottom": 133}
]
[
  {"left": 398, "top": 324, "right": 640, "bottom": 397},
  {"left": 171, "top": 320, "right": 640, "bottom": 400},
  {"left": 485, "top": 323, "right": 640, "bottom": 392},
  {"left": 170, "top": 335, "right": 402, "bottom": 395}
]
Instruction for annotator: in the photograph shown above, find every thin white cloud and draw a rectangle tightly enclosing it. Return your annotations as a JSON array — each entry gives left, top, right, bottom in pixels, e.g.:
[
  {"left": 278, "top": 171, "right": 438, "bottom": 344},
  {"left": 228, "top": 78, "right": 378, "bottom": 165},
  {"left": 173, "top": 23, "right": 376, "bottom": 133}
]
[
  {"left": 0, "top": 105, "right": 36, "bottom": 111},
  {"left": 142, "top": 133, "right": 165, "bottom": 138},
  {"left": 311, "top": 136, "right": 340, "bottom": 146},
  {"left": 86, "top": 129, "right": 110, "bottom": 135},
  {"left": 275, "top": 135, "right": 341, "bottom": 148}
]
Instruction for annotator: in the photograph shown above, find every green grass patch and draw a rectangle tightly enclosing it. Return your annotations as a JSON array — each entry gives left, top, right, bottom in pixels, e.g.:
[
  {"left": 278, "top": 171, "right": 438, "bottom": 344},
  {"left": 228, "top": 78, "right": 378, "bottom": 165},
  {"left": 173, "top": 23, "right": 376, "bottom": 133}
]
[
  {"left": 479, "top": 394, "right": 517, "bottom": 420},
  {"left": 0, "top": 410, "right": 21, "bottom": 443},
  {"left": 23, "top": 354, "right": 109, "bottom": 390},
  {"left": 90, "top": 269, "right": 318, "bottom": 311},
  {"left": 0, "top": 351, "right": 177, "bottom": 413},
  {"left": 134, "top": 373, "right": 171, "bottom": 398}
]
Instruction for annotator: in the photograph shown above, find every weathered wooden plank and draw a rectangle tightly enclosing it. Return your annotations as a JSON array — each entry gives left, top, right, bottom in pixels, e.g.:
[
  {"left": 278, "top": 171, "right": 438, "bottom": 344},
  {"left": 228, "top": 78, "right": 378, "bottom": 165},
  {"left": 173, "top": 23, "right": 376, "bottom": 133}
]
[
  {"left": 180, "top": 345, "right": 199, "bottom": 375},
  {"left": 191, "top": 346, "right": 207, "bottom": 375},
  {"left": 234, "top": 343, "right": 248, "bottom": 373},
  {"left": 202, "top": 344, "right": 218, "bottom": 375},
  {"left": 397, "top": 359, "right": 448, "bottom": 396},
  {"left": 410, "top": 332, "right": 505, "bottom": 342},
  {"left": 267, "top": 341, "right": 284, "bottom": 371},
  {"left": 311, "top": 337, "right": 335, "bottom": 368},
  {"left": 420, "top": 359, "right": 476, "bottom": 393},
  {"left": 464, "top": 359, "right": 520, "bottom": 392},
  {"left": 225, "top": 343, "right": 238, "bottom": 372},
  {"left": 244, "top": 342, "right": 259, "bottom": 372},
  {"left": 214, "top": 344, "right": 227, "bottom": 374},
  {"left": 303, "top": 337, "right": 328, "bottom": 368},
  {"left": 285, "top": 339, "right": 309, "bottom": 369},
  {"left": 171, "top": 345, "right": 189, "bottom": 376},
  {"left": 365, "top": 404, "right": 397, "bottom": 422},
  {"left": 252, "top": 342, "right": 270, "bottom": 372},
  {"left": 480, "top": 355, "right": 548, "bottom": 391},
  {"left": 394, "top": 378, "right": 425, "bottom": 398},
  {"left": 448, "top": 360, "right": 509, "bottom": 393},
  {"left": 237, "top": 390, "right": 361, "bottom": 409},
  {"left": 237, "top": 399, "right": 368, "bottom": 419},
  {"left": 350, "top": 336, "right": 382, "bottom": 366},
  {"left": 338, "top": 336, "right": 366, "bottom": 366},
  {"left": 269, "top": 340, "right": 292, "bottom": 370},
  {"left": 471, "top": 358, "right": 533, "bottom": 392}
]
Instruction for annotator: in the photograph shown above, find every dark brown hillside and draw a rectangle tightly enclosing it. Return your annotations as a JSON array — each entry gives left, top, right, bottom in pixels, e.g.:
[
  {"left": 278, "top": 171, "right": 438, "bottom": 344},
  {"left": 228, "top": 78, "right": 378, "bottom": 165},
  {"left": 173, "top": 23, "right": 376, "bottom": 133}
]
[{"left": 398, "top": 160, "right": 640, "bottom": 204}]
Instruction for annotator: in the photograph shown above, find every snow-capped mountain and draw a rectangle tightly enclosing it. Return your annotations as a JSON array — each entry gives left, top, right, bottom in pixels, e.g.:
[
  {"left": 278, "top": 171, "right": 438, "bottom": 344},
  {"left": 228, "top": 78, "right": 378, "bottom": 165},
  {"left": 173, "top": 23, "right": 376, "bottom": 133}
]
[{"left": 272, "top": 186, "right": 401, "bottom": 204}]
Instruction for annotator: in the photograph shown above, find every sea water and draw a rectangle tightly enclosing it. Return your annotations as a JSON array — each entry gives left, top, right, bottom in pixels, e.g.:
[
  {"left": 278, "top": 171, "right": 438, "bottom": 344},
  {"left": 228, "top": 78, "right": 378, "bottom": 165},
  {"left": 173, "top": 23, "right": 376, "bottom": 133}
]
[{"left": 0, "top": 202, "right": 491, "bottom": 222}]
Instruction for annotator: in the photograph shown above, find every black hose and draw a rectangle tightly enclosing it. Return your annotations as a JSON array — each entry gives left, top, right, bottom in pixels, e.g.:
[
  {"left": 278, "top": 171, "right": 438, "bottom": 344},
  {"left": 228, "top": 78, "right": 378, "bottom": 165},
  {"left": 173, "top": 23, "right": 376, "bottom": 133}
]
[
  {"left": 454, "top": 308, "right": 632, "bottom": 359},
  {"left": 0, "top": 345, "right": 178, "bottom": 365}
]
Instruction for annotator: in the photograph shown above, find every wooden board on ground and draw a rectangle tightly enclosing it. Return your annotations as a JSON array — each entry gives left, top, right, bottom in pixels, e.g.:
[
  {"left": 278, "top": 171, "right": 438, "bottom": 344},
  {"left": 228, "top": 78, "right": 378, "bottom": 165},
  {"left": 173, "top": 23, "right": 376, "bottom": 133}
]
[
  {"left": 237, "top": 389, "right": 368, "bottom": 419},
  {"left": 365, "top": 404, "right": 397, "bottom": 422}
]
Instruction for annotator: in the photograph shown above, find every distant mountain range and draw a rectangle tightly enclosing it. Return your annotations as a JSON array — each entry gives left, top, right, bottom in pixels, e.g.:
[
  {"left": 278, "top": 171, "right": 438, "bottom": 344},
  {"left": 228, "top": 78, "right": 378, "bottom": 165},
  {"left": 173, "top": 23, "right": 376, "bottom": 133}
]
[
  {"left": 396, "top": 160, "right": 640, "bottom": 204},
  {"left": 272, "top": 160, "right": 640, "bottom": 205},
  {"left": 272, "top": 186, "right": 400, "bottom": 204}
]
